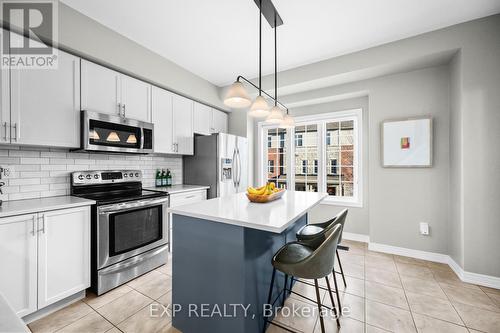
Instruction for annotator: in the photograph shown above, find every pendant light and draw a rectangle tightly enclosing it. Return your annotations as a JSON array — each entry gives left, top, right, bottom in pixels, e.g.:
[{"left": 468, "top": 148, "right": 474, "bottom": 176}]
[
  {"left": 223, "top": 0, "right": 290, "bottom": 121},
  {"left": 126, "top": 134, "right": 137, "bottom": 144},
  {"left": 248, "top": 0, "right": 270, "bottom": 117},
  {"left": 265, "top": 12, "right": 284, "bottom": 124}
]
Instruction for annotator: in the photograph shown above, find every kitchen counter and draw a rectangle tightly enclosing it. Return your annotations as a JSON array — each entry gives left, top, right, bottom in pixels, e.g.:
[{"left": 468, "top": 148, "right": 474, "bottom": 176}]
[
  {"left": 0, "top": 292, "right": 29, "bottom": 333},
  {"left": 145, "top": 184, "right": 210, "bottom": 195},
  {"left": 171, "top": 190, "right": 327, "bottom": 333},
  {"left": 0, "top": 196, "right": 96, "bottom": 218},
  {"left": 169, "top": 190, "right": 327, "bottom": 233}
]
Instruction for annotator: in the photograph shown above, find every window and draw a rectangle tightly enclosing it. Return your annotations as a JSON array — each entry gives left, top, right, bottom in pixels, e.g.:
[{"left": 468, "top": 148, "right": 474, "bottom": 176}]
[
  {"left": 260, "top": 109, "right": 362, "bottom": 206},
  {"left": 268, "top": 160, "right": 275, "bottom": 174},
  {"left": 263, "top": 127, "right": 288, "bottom": 189},
  {"left": 295, "top": 134, "right": 303, "bottom": 147}
]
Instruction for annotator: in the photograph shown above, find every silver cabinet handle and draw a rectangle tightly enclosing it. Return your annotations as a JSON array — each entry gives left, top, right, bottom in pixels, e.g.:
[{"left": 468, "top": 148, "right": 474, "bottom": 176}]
[
  {"left": 31, "top": 215, "right": 36, "bottom": 236},
  {"left": 37, "top": 214, "right": 45, "bottom": 233},
  {"left": 184, "top": 194, "right": 195, "bottom": 199},
  {"left": 11, "top": 123, "right": 17, "bottom": 141},
  {"left": 117, "top": 102, "right": 122, "bottom": 115},
  {"left": 2, "top": 122, "right": 7, "bottom": 141},
  {"left": 122, "top": 104, "right": 126, "bottom": 117}
]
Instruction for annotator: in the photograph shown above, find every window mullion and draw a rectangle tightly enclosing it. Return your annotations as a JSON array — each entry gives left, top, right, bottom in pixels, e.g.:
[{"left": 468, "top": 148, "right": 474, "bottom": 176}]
[{"left": 318, "top": 121, "right": 326, "bottom": 193}]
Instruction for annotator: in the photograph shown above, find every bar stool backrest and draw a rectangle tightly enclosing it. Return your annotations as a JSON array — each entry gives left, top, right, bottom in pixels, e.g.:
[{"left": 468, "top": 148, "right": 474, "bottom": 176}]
[
  {"left": 296, "top": 224, "right": 342, "bottom": 279},
  {"left": 331, "top": 209, "right": 348, "bottom": 243}
]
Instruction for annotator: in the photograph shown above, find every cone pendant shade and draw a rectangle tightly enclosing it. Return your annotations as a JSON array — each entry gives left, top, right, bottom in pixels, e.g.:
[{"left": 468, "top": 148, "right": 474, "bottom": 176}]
[
  {"left": 265, "top": 105, "right": 284, "bottom": 124},
  {"left": 224, "top": 81, "right": 252, "bottom": 108},
  {"left": 281, "top": 113, "right": 295, "bottom": 128},
  {"left": 248, "top": 95, "right": 270, "bottom": 117},
  {"left": 89, "top": 129, "right": 100, "bottom": 140},
  {"left": 126, "top": 134, "right": 137, "bottom": 144}
]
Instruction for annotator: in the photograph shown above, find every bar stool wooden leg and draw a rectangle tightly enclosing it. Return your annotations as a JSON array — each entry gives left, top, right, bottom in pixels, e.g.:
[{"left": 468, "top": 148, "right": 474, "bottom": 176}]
[
  {"left": 336, "top": 249, "right": 347, "bottom": 287},
  {"left": 314, "top": 279, "right": 325, "bottom": 333},
  {"left": 325, "top": 277, "right": 341, "bottom": 327}
]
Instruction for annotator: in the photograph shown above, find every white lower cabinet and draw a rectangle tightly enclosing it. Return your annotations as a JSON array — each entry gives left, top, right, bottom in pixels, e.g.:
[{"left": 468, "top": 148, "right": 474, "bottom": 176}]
[
  {"left": 0, "top": 206, "right": 90, "bottom": 317},
  {"left": 0, "top": 214, "right": 38, "bottom": 317}
]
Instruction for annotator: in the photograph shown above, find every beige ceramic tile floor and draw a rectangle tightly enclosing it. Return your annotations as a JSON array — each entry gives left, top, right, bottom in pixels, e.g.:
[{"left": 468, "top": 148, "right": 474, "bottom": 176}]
[{"left": 28, "top": 242, "right": 500, "bottom": 333}]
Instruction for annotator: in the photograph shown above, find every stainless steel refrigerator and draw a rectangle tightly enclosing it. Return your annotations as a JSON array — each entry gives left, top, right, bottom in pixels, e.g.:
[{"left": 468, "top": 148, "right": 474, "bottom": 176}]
[{"left": 183, "top": 133, "right": 248, "bottom": 199}]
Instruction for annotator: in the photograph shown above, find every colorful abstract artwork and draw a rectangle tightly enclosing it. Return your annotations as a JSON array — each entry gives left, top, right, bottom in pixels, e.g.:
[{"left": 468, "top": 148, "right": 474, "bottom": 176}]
[{"left": 401, "top": 137, "right": 410, "bottom": 149}]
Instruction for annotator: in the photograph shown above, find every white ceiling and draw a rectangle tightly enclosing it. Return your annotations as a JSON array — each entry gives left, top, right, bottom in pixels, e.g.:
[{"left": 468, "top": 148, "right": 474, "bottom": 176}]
[{"left": 61, "top": 0, "right": 500, "bottom": 87}]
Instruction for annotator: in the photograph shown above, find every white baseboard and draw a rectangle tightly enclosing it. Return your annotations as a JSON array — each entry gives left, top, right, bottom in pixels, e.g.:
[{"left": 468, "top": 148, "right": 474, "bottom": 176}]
[
  {"left": 342, "top": 237, "right": 500, "bottom": 290},
  {"left": 342, "top": 232, "right": 370, "bottom": 243}
]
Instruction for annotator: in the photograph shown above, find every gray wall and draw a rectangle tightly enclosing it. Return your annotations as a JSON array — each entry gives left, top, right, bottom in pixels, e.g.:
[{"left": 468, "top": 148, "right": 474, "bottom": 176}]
[{"left": 55, "top": 3, "right": 226, "bottom": 111}]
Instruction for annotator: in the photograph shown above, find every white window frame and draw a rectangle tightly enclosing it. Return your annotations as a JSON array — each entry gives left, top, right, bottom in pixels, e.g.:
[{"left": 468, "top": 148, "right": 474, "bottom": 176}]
[{"left": 258, "top": 109, "right": 363, "bottom": 207}]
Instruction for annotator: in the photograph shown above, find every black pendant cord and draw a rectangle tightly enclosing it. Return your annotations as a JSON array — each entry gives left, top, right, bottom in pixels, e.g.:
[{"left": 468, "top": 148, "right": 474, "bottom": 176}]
[
  {"left": 274, "top": 13, "right": 277, "bottom": 107},
  {"left": 258, "top": 0, "right": 262, "bottom": 96}
]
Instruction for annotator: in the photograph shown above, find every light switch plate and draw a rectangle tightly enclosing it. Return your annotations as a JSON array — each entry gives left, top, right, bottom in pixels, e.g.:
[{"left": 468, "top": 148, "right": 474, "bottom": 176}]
[{"left": 419, "top": 222, "right": 429, "bottom": 235}]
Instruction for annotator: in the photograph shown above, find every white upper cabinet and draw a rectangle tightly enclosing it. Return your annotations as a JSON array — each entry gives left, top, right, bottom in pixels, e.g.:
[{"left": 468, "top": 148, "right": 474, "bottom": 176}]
[
  {"left": 81, "top": 60, "right": 121, "bottom": 116},
  {"left": 0, "top": 30, "right": 9, "bottom": 144},
  {"left": 81, "top": 60, "right": 151, "bottom": 121},
  {"left": 37, "top": 207, "right": 90, "bottom": 308},
  {"left": 193, "top": 102, "right": 212, "bottom": 135},
  {"left": 120, "top": 75, "right": 151, "bottom": 122},
  {"left": 152, "top": 86, "right": 174, "bottom": 154},
  {"left": 0, "top": 214, "right": 38, "bottom": 317},
  {"left": 212, "top": 109, "right": 228, "bottom": 134},
  {"left": 172, "top": 94, "right": 194, "bottom": 155},
  {"left": 9, "top": 49, "right": 80, "bottom": 148}
]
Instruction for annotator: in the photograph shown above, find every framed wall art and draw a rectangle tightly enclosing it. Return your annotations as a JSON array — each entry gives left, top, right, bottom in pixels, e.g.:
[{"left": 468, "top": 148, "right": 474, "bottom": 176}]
[{"left": 381, "top": 116, "right": 433, "bottom": 167}]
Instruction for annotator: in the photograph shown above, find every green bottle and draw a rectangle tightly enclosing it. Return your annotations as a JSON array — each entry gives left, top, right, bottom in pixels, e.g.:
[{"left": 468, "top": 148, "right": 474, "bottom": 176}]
[
  {"left": 161, "top": 169, "right": 167, "bottom": 186},
  {"left": 155, "top": 169, "right": 162, "bottom": 187},
  {"left": 166, "top": 169, "right": 172, "bottom": 186}
]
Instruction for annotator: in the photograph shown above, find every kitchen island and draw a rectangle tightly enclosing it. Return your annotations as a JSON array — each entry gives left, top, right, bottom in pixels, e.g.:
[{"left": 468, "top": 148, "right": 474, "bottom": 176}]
[{"left": 169, "top": 190, "right": 327, "bottom": 333}]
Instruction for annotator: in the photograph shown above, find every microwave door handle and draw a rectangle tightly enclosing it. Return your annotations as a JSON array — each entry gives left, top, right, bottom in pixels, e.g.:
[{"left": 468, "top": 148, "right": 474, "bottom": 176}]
[{"left": 140, "top": 127, "right": 145, "bottom": 150}]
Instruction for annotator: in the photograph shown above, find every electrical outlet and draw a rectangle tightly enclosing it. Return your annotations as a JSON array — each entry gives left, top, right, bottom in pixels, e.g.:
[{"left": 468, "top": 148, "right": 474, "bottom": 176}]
[{"left": 419, "top": 222, "right": 429, "bottom": 236}]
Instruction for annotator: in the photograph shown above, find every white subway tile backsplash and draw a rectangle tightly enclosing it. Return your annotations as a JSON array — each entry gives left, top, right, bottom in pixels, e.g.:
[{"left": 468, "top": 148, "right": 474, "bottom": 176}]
[{"left": 0, "top": 147, "right": 182, "bottom": 201}]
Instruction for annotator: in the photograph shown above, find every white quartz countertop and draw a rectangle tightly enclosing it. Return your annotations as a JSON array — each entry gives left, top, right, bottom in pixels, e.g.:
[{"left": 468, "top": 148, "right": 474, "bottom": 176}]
[
  {"left": 169, "top": 191, "right": 327, "bottom": 233},
  {"left": 145, "top": 184, "right": 210, "bottom": 195},
  {"left": 0, "top": 196, "right": 95, "bottom": 218}
]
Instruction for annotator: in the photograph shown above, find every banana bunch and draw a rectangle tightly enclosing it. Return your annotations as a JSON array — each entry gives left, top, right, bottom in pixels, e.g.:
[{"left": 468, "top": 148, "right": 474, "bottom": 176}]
[{"left": 247, "top": 182, "right": 280, "bottom": 196}]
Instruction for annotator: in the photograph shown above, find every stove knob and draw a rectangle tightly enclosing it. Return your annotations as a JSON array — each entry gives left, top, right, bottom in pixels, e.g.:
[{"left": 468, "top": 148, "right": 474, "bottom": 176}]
[
  {"left": 129, "top": 173, "right": 134, "bottom": 177},
  {"left": 135, "top": 172, "right": 140, "bottom": 177},
  {"left": 94, "top": 174, "right": 99, "bottom": 179},
  {"left": 86, "top": 174, "right": 91, "bottom": 180},
  {"left": 78, "top": 175, "right": 84, "bottom": 180},
  {"left": 123, "top": 173, "right": 128, "bottom": 177}
]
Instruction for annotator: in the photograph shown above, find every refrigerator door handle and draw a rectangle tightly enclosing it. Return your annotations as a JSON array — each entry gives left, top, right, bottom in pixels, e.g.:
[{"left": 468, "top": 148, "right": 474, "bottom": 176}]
[
  {"left": 237, "top": 148, "right": 242, "bottom": 188},
  {"left": 232, "top": 148, "right": 237, "bottom": 188}
]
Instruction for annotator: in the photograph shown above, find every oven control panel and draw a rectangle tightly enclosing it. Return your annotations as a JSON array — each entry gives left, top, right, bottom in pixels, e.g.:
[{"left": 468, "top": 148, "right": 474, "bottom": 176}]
[{"left": 72, "top": 170, "right": 142, "bottom": 185}]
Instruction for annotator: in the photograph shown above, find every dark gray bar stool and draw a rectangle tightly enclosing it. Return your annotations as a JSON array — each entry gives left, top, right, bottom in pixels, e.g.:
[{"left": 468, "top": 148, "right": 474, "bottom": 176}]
[
  {"left": 295, "top": 209, "right": 348, "bottom": 309},
  {"left": 263, "top": 224, "right": 342, "bottom": 333}
]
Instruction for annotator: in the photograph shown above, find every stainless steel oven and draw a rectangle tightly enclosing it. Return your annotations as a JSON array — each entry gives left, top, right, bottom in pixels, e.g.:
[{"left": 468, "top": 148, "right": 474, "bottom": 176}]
[
  {"left": 97, "top": 197, "right": 168, "bottom": 269},
  {"left": 71, "top": 170, "right": 169, "bottom": 295},
  {"left": 80, "top": 110, "right": 154, "bottom": 154}
]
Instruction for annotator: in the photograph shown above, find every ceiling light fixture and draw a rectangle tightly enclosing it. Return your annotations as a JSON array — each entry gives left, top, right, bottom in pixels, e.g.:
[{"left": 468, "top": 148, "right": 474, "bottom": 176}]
[
  {"left": 106, "top": 131, "right": 120, "bottom": 142},
  {"left": 223, "top": 0, "right": 293, "bottom": 127}
]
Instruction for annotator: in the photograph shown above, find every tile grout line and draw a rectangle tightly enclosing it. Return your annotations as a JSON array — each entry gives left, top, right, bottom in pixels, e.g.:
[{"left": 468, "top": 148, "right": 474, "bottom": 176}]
[{"left": 394, "top": 259, "right": 418, "bottom": 332}]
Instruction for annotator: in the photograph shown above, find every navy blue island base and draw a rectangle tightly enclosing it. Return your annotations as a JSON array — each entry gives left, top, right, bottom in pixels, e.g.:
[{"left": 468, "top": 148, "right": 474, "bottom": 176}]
[{"left": 171, "top": 213, "right": 308, "bottom": 333}]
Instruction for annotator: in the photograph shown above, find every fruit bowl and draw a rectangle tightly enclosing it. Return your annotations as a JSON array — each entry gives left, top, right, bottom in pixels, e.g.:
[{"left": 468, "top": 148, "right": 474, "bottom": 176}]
[{"left": 246, "top": 183, "right": 286, "bottom": 203}]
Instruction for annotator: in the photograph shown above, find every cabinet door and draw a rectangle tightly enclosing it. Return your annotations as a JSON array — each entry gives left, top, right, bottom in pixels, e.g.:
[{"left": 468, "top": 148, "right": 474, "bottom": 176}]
[
  {"left": 152, "top": 86, "right": 174, "bottom": 154},
  {"left": 0, "top": 30, "right": 9, "bottom": 143},
  {"left": 81, "top": 60, "right": 121, "bottom": 116},
  {"left": 37, "top": 207, "right": 90, "bottom": 308},
  {"left": 172, "top": 94, "right": 194, "bottom": 155},
  {"left": 193, "top": 102, "right": 211, "bottom": 135},
  {"left": 0, "top": 214, "right": 38, "bottom": 317},
  {"left": 211, "top": 109, "right": 228, "bottom": 134},
  {"left": 10, "top": 49, "right": 80, "bottom": 148},
  {"left": 121, "top": 75, "right": 151, "bottom": 122}
]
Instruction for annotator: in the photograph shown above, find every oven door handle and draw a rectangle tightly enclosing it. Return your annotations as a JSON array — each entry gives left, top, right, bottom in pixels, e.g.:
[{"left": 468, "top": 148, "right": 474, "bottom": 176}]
[
  {"left": 99, "top": 245, "right": 168, "bottom": 275},
  {"left": 98, "top": 197, "right": 169, "bottom": 214}
]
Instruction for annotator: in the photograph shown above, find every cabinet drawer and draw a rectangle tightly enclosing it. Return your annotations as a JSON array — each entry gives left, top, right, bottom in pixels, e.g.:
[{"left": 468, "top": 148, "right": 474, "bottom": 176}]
[{"left": 169, "top": 190, "right": 207, "bottom": 208}]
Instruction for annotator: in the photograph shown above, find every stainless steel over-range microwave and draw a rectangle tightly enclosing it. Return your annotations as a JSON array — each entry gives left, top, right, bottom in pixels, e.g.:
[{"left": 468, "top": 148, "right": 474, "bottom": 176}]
[{"left": 80, "top": 110, "right": 154, "bottom": 154}]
